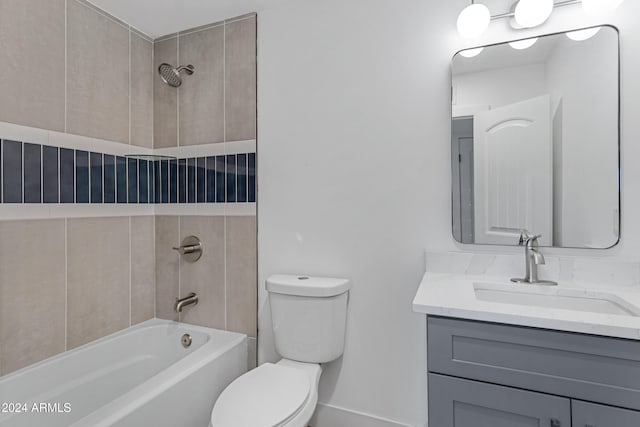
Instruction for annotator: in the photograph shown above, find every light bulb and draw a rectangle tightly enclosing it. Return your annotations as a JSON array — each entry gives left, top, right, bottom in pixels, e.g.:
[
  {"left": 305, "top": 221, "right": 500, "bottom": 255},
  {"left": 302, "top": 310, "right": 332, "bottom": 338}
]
[
  {"left": 566, "top": 27, "right": 601, "bottom": 41},
  {"left": 457, "top": 4, "right": 491, "bottom": 38},
  {"left": 582, "top": 0, "right": 624, "bottom": 15},
  {"left": 459, "top": 47, "right": 484, "bottom": 58},
  {"left": 515, "top": 0, "right": 554, "bottom": 28},
  {"left": 509, "top": 38, "right": 538, "bottom": 50}
]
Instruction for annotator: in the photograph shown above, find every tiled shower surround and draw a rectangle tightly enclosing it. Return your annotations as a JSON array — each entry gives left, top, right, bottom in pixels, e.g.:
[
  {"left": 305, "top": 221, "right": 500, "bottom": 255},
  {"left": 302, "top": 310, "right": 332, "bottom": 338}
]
[
  {"left": 0, "top": 0, "right": 256, "bottom": 376},
  {"left": 0, "top": 140, "right": 256, "bottom": 204}
]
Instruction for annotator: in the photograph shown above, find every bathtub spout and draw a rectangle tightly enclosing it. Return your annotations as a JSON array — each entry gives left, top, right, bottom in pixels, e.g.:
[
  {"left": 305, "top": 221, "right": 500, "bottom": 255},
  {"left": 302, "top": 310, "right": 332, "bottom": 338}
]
[{"left": 175, "top": 293, "right": 198, "bottom": 313}]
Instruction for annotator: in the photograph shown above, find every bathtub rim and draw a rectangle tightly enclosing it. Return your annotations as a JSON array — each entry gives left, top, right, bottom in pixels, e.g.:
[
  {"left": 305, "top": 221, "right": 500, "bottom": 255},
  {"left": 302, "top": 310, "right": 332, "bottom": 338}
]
[
  {"left": 0, "top": 318, "right": 245, "bottom": 382},
  {"left": 0, "top": 319, "right": 247, "bottom": 427}
]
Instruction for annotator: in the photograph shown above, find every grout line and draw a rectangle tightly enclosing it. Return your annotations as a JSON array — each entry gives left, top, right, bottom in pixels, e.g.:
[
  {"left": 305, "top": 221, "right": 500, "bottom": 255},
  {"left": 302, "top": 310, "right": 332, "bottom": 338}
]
[
  {"left": 176, "top": 34, "right": 180, "bottom": 148},
  {"left": 64, "top": 218, "right": 68, "bottom": 351},
  {"left": 21, "top": 142, "right": 24, "bottom": 204},
  {"left": 64, "top": 0, "right": 68, "bottom": 133},
  {"left": 129, "top": 28, "right": 132, "bottom": 146},
  {"left": 224, "top": 14, "right": 257, "bottom": 25},
  {"left": 254, "top": 16, "right": 258, "bottom": 141},
  {"left": 87, "top": 151, "right": 91, "bottom": 204},
  {"left": 175, "top": 21, "right": 225, "bottom": 38},
  {"left": 58, "top": 147, "right": 61, "bottom": 202},
  {"left": 153, "top": 215, "right": 157, "bottom": 318},
  {"left": 73, "top": 149, "right": 76, "bottom": 205},
  {"left": 40, "top": 145, "right": 43, "bottom": 203},
  {"left": 129, "top": 216, "right": 132, "bottom": 326},
  {"left": 102, "top": 153, "right": 106, "bottom": 203},
  {"left": 177, "top": 217, "right": 181, "bottom": 322},
  {"left": 223, "top": 22, "right": 226, "bottom": 143},
  {"left": 223, "top": 138, "right": 228, "bottom": 330},
  {"left": 74, "top": 0, "right": 131, "bottom": 33},
  {"left": 224, "top": 215, "right": 227, "bottom": 330},
  {"left": 151, "top": 40, "right": 155, "bottom": 151}
]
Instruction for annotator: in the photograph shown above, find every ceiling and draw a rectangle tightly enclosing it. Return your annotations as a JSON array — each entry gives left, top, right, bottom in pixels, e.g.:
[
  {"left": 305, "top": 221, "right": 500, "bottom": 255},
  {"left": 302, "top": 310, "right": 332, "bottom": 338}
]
[{"left": 86, "top": 0, "right": 284, "bottom": 39}]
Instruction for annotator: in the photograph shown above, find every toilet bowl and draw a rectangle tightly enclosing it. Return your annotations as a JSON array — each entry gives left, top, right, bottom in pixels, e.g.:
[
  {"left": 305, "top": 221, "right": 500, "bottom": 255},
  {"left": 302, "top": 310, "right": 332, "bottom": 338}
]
[
  {"left": 209, "top": 274, "right": 350, "bottom": 427},
  {"left": 210, "top": 359, "right": 321, "bottom": 427}
]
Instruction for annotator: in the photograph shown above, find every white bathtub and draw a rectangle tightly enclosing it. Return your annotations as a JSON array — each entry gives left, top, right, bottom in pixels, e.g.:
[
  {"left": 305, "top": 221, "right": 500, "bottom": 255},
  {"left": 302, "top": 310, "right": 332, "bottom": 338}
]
[{"left": 0, "top": 319, "right": 247, "bottom": 427}]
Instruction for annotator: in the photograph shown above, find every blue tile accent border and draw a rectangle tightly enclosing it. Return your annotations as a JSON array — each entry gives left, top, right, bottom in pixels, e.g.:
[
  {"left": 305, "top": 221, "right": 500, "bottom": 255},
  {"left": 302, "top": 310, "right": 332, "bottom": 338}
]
[
  {"left": 43, "top": 145, "right": 59, "bottom": 204},
  {"left": 90, "top": 152, "right": 103, "bottom": 204},
  {"left": 60, "top": 148, "right": 74, "bottom": 203},
  {"left": 75, "top": 150, "right": 89, "bottom": 203},
  {"left": 24, "top": 143, "right": 42, "bottom": 203},
  {"left": 3, "top": 140, "right": 23, "bottom": 203},
  {"left": 0, "top": 138, "right": 256, "bottom": 205},
  {"left": 104, "top": 154, "right": 115, "bottom": 204}
]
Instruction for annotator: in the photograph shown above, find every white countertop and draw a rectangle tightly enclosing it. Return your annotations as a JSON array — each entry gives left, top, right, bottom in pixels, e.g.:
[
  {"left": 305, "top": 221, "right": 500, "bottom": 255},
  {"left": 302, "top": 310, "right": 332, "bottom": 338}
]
[{"left": 412, "top": 272, "right": 640, "bottom": 340}]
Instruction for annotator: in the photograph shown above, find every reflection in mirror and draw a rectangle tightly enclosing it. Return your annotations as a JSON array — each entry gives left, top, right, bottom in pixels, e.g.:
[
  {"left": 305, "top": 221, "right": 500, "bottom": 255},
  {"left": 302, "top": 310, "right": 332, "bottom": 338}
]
[{"left": 451, "top": 26, "right": 619, "bottom": 249}]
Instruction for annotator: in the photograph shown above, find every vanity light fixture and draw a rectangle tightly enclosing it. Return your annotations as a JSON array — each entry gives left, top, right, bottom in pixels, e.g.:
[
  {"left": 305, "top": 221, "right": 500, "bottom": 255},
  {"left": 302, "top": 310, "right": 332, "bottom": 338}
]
[
  {"left": 456, "top": 2, "right": 490, "bottom": 38},
  {"left": 456, "top": 0, "right": 624, "bottom": 39},
  {"left": 514, "top": 0, "right": 553, "bottom": 28},
  {"left": 509, "top": 37, "right": 538, "bottom": 50},
  {"left": 566, "top": 26, "right": 601, "bottom": 41},
  {"left": 459, "top": 47, "right": 484, "bottom": 58}
]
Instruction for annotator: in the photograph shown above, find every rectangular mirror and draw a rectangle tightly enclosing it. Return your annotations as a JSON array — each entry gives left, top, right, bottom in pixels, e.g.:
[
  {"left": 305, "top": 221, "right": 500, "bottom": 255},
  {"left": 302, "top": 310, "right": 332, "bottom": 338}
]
[{"left": 451, "top": 26, "right": 619, "bottom": 249}]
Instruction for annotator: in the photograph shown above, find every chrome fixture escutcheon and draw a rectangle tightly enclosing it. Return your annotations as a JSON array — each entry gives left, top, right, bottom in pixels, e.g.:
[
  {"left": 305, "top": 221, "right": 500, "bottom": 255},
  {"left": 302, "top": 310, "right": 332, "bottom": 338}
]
[
  {"left": 181, "top": 334, "right": 192, "bottom": 348},
  {"left": 172, "top": 236, "right": 203, "bottom": 262}
]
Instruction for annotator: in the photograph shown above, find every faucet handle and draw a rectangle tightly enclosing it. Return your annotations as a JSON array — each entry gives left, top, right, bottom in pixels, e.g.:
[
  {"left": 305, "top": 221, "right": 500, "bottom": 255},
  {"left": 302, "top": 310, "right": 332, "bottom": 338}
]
[{"left": 518, "top": 230, "right": 542, "bottom": 246}]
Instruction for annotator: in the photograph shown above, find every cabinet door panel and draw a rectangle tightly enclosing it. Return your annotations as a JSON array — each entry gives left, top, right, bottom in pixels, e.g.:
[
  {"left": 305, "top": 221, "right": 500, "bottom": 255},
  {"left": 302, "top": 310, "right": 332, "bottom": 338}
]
[
  {"left": 572, "top": 401, "right": 640, "bottom": 427},
  {"left": 429, "top": 373, "right": 570, "bottom": 427}
]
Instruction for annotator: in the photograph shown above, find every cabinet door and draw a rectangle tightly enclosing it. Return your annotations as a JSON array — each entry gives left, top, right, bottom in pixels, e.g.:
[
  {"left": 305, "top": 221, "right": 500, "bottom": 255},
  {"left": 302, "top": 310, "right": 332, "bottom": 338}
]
[
  {"left": 429, "top": 374, "right": 571, "bottom": 427},
  {"left": 572, "top": 401, "right": 640, "bottom": 427}
]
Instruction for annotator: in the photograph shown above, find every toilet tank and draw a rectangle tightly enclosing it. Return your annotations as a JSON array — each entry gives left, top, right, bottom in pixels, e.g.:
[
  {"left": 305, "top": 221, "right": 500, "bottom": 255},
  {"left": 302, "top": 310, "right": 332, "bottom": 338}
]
[{"left": 267, "top": 275, "right": 350, "bottom": 363}]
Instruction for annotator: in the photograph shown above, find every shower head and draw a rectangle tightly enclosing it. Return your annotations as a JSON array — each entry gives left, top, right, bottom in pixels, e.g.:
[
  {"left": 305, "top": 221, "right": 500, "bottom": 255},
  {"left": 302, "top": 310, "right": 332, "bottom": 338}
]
[{"left": 158, "top": 63, "right": 195, "bottom": 87}]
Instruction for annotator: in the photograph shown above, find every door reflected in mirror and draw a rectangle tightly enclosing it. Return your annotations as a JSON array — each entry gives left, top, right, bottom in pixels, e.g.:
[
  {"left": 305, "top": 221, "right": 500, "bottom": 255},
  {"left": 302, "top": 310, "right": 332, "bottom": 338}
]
[{"left": 451, "top": 26, "right": 619, "bottom": 249}]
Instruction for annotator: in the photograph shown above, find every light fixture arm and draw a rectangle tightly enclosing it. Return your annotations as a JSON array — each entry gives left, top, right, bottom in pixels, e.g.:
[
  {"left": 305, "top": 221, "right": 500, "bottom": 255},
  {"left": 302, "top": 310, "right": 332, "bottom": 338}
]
[{"left": 489, "top": 0, "right": 581, "bottom": 21}]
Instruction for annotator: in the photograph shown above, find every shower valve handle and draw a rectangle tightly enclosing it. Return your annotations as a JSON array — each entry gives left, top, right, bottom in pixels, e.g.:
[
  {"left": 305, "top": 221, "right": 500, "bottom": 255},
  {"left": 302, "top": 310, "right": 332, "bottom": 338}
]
[{"left": 172, "top": 236, "right": 203, "bottom": 262}]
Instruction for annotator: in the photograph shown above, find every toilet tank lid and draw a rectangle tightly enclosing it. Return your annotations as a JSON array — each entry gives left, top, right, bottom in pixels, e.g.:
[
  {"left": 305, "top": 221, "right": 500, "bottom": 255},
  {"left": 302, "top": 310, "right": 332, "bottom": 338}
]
[{"left": 267, "top": 274, "right": 350, "bottom": 297}]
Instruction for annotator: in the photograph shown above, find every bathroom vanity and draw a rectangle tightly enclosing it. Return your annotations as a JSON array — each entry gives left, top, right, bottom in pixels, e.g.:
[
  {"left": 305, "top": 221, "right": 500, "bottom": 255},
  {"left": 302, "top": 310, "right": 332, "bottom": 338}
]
[{"left": 413, "top": 272, "right": 640, "bottom": 427}]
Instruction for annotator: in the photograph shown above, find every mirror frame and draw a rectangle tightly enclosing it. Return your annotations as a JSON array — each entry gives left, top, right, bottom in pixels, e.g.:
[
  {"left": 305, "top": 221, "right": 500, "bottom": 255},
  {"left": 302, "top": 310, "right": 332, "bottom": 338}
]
[{"left": 449, "top": 25, "right": 621, "bottom": 249}]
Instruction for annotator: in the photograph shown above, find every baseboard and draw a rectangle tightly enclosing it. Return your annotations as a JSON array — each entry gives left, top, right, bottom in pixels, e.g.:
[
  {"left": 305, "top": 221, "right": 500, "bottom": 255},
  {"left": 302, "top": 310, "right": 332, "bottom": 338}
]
[{"left": 310, "top": 402, "right": 412, "bottom": 427}]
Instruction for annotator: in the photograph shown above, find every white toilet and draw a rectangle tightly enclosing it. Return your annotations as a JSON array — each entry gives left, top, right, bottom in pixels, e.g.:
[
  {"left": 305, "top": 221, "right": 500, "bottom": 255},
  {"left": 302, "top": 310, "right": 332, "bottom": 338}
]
[{"left": 210, "top": 274, "right": 350, "bottom": 427}]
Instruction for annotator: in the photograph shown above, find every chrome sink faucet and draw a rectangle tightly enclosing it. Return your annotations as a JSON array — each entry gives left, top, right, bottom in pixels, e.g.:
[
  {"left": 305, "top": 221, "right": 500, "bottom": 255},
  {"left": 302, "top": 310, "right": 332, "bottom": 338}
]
[{"left": 511, "top": 231, "right": 557, "bottom": 286}]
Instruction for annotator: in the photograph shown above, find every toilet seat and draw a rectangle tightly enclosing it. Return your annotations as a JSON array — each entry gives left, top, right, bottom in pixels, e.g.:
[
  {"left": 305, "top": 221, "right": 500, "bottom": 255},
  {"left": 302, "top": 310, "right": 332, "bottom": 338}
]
[{"left": 211, "top": 363, "right": 311, "bottom": 427}]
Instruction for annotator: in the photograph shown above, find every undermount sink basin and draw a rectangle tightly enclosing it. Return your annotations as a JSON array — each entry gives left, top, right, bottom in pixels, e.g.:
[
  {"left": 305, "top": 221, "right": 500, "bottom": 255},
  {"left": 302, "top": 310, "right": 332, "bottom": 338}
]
[{"left": 474, "top": 283, "right": 640, "bottom": 317}]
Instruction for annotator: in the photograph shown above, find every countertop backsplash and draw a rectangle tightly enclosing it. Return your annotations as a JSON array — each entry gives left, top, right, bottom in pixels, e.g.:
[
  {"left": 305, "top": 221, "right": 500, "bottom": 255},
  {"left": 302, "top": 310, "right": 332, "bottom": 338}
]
[{"left": 425, "top": 251, "right": 640, "bottom": 289}]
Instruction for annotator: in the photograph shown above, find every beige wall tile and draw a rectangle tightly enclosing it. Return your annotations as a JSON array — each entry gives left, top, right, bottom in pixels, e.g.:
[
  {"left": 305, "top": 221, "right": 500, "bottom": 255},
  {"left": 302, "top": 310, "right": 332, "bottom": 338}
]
[
  {"left": 153, "top": 38, "right": 178, "bottom": 148},
  {"left": 179, "top": 216, "right": 226, "bottom": 329},
  {"left": 131, "top": 33, "right": 154, "bottom": 148},
  {"left": 226, "top": 216, "right": 257, "bottom": 337},
  {"left": 66, "top": 0, "right": 130, "bottom": 143},
  {"left": 67, "top": 217, "right": 130, "bottom": 349},
  {"left": 0, "top": 220, "right": 66, "bottom": 375},
  {"left": 0, "top": 0, "right": 65, "bottom": 132},
  {"left": 155, "top": 216, "right": 179, "bottom": 320},
  {"left": 178, "top": 26, "right": 225, "bottom": 145},
  {"left": 131, "top": 216, "right": 155, "bottom": 324},
  {"left": 225, "top": 17, "right": 257, "bottom": 142}
]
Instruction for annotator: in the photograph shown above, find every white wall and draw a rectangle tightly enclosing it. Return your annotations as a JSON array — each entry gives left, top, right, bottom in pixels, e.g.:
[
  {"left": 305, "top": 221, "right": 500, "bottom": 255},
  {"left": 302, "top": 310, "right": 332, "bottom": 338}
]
[{"left": 257, "top": 1, "right": 640, "bottom": 426}]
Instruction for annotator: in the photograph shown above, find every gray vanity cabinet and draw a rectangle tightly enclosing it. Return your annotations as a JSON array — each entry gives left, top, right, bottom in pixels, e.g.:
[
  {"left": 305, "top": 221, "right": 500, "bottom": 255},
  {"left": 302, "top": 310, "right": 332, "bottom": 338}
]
[
  {"left": 572, "top": 401, "right": 640, "bottom": 427},
  {"left": 426, "top": 316, "right": 640, "bottom": 427},
  {"left": 429, "top": 373, "right": 570, "bottom": 427}
]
